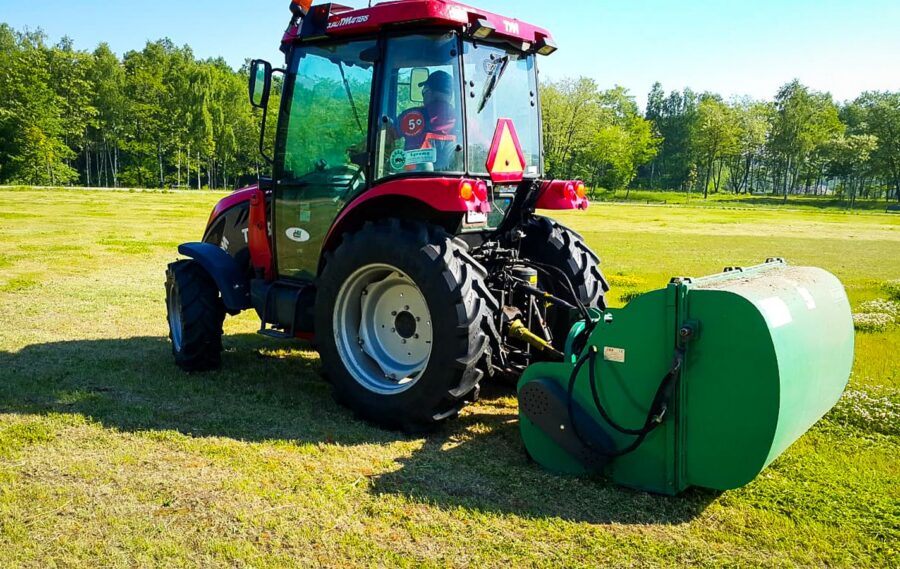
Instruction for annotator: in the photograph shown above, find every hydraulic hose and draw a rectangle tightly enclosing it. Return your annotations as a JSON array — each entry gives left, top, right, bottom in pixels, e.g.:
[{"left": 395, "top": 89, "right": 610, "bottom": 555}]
[{"left": 566, "top": 346, "right": 684, "bottom": 459}]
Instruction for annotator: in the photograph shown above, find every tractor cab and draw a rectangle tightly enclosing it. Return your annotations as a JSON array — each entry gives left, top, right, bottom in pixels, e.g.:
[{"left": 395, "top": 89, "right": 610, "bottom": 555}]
[{"left": 247, "top": 1, "right": 556, "bottom": 280}]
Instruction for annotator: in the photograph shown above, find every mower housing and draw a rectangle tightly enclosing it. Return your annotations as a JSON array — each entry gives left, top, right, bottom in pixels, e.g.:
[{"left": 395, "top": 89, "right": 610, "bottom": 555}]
[{"left": 519, "top": 259, "right": 854, "bottom": 495}]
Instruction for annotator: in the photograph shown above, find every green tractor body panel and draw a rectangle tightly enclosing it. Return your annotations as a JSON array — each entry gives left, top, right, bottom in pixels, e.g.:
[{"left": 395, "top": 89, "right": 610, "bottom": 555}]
[{"left": 518, "top": 260, "right": 854, "bottom": 495}]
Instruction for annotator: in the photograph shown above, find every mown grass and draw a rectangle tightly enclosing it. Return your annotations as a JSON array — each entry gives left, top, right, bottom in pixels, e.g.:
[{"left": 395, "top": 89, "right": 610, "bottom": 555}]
[
  {"left": 0, "top": 188, "right": 898, "bottom": 567},
  {"left": 592, "top": 188, "right": 900, "bottom": 212}
]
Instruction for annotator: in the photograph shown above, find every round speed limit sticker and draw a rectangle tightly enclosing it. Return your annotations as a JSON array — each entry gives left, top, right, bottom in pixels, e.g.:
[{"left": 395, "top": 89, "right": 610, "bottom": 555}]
[{"left": 400, "top": 111, "right": 425, "bottom": 137}]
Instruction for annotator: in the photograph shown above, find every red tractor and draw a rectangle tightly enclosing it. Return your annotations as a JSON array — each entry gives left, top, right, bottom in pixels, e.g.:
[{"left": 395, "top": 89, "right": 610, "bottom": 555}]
[{"left": 166, "top": 0, "right": 607, "bottom": 431}]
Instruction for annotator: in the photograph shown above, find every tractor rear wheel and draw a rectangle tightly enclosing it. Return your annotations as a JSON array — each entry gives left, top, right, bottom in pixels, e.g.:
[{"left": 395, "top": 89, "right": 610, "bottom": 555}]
[
  {"left": 165, "top": 260, "right": 226, "bottom": 371},
  {"left": 520, "top": 216, "right": 609, "bottom": 346},
  {"left": 315, "top": 219, "right": 495, "bottom": 432}
]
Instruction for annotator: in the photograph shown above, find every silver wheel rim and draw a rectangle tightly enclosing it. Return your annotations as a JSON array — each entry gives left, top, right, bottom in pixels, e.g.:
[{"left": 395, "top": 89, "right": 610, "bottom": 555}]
[
  {"left": 167, "top": 282, "right": 184, "bottom": 352},
  {"left": 333, "top": 263, "right": 433, "bottom": 395}
]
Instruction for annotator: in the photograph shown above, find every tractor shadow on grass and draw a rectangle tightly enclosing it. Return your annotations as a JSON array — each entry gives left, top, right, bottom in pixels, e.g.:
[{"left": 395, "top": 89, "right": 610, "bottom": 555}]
[
  {"left": 0, "top": 334, "right": 403, "bottom": 447},
  {"left": 370, "top": 382, "right": 718, "bottom": 525},
  {"left": 0, "top": 335, "right": 716, "bottom": 525}
]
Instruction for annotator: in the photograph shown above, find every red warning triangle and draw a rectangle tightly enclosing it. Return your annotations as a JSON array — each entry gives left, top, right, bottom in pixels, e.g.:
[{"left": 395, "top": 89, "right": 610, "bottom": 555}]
[{"left": 485, "top": 119, "right": 527, "bottom": 183}]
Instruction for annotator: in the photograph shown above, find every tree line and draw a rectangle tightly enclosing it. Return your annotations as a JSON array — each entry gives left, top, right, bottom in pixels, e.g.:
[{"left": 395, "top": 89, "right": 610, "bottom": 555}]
[
  {"left": 542, "top": 77, "right": 900, "bottom": 203},
  {"left": 2, "top": 23, "right": 898, "bottom": 203},
  {"left": 0, "top": 25, "right": 263, "bottom": 190}
]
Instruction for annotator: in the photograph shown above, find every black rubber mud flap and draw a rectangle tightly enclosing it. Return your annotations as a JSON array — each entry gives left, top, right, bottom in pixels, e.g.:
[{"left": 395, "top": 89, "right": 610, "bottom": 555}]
[{"left": 519, "top": 378, "right": 615, "bottom": 471}]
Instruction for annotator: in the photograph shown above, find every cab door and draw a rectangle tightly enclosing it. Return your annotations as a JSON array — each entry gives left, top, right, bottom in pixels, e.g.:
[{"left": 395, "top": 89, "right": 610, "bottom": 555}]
[{"left": 273, "top": 40, "right": 377, "bottom": 280}]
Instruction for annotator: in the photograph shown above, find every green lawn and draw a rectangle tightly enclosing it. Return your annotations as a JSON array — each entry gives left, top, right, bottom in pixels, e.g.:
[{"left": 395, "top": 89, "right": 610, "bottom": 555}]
[{"left": 1, "top": 187, "right": 898, "bottom": 567}]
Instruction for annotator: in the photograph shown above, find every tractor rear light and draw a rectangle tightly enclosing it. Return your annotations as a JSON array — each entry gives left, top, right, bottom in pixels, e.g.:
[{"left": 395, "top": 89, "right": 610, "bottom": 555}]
[
  {"left": 562, "top": 181, "right": 576, "bottom": 200},
  {"left": 575, "top": 181, "right": 587, "bottom": 199},
  {"left": 474, "top": 180, "right": 489, "bottom": 201},
  {"left": 459, "top": 181, "right": 475, "bottom": 201}
]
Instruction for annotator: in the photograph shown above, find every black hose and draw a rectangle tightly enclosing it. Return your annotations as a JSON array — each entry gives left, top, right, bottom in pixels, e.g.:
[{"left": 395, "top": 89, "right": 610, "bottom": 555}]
[
  {"left": 565, "top": 346, "right": 684, "bottom": 459},
  {"left": 516, "top": 258, "right": 592, "bottom": 324}
]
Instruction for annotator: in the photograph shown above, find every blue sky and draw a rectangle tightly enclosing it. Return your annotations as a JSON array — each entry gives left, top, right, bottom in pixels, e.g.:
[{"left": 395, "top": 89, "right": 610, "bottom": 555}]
[{"left": 2, "top": 0, "right": 898, "bottom": 109}]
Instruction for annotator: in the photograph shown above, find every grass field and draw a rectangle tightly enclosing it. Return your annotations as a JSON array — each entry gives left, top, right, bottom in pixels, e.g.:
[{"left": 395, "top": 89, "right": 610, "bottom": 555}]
[
  {"left": 590, "top": 187, "right": 900, "bottom": 211},
  {"left": 0, "top": 187, "right": 898, "bottom": 567}
]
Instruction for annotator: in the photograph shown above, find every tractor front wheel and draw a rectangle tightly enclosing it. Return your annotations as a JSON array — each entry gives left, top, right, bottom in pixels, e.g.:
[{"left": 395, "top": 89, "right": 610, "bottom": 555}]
[
  {"left": 315, "top": 219, "right": 495, "bottom": 432},
  {"left": 165, "top": 260, "right": 226, "bottom": 371}
]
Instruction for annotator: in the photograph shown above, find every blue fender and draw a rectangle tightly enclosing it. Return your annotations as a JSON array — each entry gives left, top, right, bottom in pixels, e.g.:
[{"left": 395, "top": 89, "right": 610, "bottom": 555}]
[{"left": 177, "top": 242, "right": 250, "bottom": 312}]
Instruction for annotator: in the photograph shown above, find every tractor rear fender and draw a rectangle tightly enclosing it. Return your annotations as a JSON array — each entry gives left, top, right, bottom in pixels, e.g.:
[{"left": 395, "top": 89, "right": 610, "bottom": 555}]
[
  {"left": 320, "top": 178, "right": 470, "bottom": 270},
  {"left": 177, "top": 242, "right": 251, "bottom": 313}
]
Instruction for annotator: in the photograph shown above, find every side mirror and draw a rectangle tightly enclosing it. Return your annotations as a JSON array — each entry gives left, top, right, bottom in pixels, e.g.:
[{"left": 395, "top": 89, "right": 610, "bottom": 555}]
[
  {"left": 409, "top": 67, "right": 430, "bottom": 103},
  {"left": 249, "top": 59, "right": 272, "bottom": 108}
]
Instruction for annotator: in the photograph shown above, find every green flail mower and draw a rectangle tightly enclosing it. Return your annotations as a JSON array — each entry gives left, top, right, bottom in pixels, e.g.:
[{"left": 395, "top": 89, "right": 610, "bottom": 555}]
[
  {"left": 165, "top": 1, "right": 854, "bottom": 496},
  {"left": 519, "top": 259, "right": 853, "bottom": 495}
]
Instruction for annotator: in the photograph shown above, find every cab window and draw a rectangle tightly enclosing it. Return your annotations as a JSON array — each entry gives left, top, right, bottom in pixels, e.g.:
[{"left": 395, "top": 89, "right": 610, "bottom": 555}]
[
  {"left": 274, "top": 40, "right": 376, "bottom": 279},
  {"left": 374, "top": 33, "right": 464, "bottom": 179},
  {"left": 462, "top": 41, "right": 541, "bottom": 177}
]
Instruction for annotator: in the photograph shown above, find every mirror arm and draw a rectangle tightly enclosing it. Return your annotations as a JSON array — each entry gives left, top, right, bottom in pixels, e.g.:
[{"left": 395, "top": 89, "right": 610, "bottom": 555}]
[{"left": 258, "top": 105, "right": 274, "bottom": 165}]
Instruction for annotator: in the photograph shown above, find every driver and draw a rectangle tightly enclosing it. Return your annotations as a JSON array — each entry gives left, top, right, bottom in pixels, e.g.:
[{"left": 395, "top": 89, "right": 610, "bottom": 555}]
[{"left": 397, "top": 71, "right": 458, "bottom": 169}]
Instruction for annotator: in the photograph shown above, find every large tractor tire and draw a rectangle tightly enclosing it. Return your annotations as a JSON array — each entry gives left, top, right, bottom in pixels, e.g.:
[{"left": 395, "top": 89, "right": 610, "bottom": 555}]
[
  {"left": 165, "top": 260, "right": 226, "bottom": 372},
  {"left": 520, "top": 216, "right": 609, "bottom": 346},
  {"left": 315, "top": 219, "right": 496, "bottom": 432}
]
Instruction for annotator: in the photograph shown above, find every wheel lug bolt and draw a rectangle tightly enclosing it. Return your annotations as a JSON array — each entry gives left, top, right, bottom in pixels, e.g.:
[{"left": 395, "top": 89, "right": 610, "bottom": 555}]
[
  {"left": 414, "top": 334, "right": 419, "bottom": 339},
  {"left": 401, "top": 339, "right": 407, "bottom": 344},
  {"left": 391, "top": 311, "right": 397, "bottom": 316},
  {"left": 391, "top": 328, "right": 396, "bottom": 333},
  {"left": 404, "top": 305, "right": 409, "bottom": 311},
  {"left": 416, "top": 317, "right": 421, "bottom": 322}
]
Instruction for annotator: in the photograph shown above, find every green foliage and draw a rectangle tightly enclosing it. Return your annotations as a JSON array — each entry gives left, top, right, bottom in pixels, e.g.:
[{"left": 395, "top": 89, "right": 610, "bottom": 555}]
[
  {"left": 643, "top": 83, "right": 699, "bottom": 190},
  {"left": 692, "top": 95, "right": 741, "bottom": 197},
  {"left": 1, "top": 22, "right": 899, "bottom": 204},
  {"left": 0, "top": 27, "right": 264, "bottom": 189},
  {"left": 634, "top": 80, "right": 900, "bottom": 204},
  {"left": 844, "top": 91, "right": 900, "bottom": 201},
  {"left": 542, "top": 79, "right": 658, "bottom": 189},
  {"left": 0, "top": 25, "right": 77, "bottom": 184},
  {"left": 883, "top": 280, "right": 900, "bottom": 302}
]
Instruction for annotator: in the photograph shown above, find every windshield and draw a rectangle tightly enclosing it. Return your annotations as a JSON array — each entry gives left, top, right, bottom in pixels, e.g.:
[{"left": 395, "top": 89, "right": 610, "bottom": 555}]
[
  {"left": 374, "top": 33, "right": 464, "bottom": 179},
  {"left": 462, "top": 41, "right": 541, "bottom": 178}
]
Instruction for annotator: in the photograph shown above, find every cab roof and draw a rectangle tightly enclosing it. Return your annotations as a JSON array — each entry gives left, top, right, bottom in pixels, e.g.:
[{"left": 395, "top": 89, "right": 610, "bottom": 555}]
[{"left": 282, "top": 0, "right": 555, "bottom": 50}]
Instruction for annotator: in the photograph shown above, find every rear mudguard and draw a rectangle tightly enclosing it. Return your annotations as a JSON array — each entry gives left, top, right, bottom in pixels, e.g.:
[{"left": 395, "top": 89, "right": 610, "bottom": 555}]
[{"left": 177, "top": 243, "right": 251, "bottom": 312}]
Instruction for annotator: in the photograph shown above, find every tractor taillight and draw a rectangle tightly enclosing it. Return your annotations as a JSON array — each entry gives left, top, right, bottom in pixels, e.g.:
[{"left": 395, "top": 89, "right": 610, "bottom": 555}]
[
  {"left": 474, "top": 180, "right": 489, "bottom": 201},
  {"left": 459, "top": 181, "right": 475, "bottom": 201},
  {"left": 575, "top": 181, "right": 587, "bottom": 199},
  {"left": 562, "top": 182, "right": 576, "bottom": 200}
]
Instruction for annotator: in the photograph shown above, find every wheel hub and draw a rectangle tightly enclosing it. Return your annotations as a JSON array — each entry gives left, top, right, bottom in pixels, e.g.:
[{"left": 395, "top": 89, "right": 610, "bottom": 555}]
[
  {"left": 334, "top": 264, "right": 433, "bottom": 394},
  {"left": 394, "top": 311, "right": 417, "bottom": 339}
]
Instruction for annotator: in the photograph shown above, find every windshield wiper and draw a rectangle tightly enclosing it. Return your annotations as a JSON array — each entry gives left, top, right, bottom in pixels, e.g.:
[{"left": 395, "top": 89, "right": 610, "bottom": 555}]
[
  {"left": 477, "top": 54, "right": 510, "bottom": 113},
  {"left": 338, "top": 61, "right": 364, "bottom": 134}
]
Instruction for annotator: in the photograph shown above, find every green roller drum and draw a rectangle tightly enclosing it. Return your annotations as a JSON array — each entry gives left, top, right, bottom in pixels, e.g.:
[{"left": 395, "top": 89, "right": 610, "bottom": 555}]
[{"left": 518, "top": 259, "right": 854, "bottom": 495}]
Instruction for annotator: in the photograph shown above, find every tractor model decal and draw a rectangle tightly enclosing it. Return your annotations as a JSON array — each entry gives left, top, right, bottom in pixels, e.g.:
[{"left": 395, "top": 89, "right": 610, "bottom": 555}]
[{"left": 285, "top": 227, "right": 311, "bottom": 243}]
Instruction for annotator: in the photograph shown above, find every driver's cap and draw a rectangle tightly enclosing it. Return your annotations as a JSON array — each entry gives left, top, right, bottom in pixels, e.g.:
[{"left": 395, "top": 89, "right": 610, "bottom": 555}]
[{"left": 419, "top": 70, "right": 453, "bottom": 94}]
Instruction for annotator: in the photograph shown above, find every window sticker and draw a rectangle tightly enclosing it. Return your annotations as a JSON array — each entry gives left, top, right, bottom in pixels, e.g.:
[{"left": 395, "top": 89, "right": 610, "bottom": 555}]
[
  {"left": 389, "top": 149, "right": 407, "bottom": 170},
  {"left": 389, "top": 148, "right": 437, "bottom": 171},
  {"left": 404, "top": 148, "right": 437, "bottom": 166},
  {"left": 400, "top": 110, "right": 425, "bottom": 137}
]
